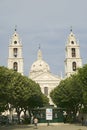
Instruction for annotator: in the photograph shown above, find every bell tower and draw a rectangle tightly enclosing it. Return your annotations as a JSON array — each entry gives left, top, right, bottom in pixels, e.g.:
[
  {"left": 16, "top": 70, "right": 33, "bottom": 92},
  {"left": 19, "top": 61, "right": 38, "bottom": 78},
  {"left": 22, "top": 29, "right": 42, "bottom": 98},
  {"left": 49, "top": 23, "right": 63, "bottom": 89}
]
[
  {"left": 65, "top": 28, "right": 82, "bottom": 77},
  {"left": 8, "top": 27, "right": 24, "bottom": 75}
]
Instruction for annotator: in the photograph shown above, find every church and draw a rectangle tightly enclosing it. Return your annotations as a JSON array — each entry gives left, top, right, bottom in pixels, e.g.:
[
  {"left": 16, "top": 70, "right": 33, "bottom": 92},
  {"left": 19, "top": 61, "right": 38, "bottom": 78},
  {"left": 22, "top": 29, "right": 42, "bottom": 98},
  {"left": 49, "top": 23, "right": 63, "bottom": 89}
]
[{"left": 7, "top": 28, "right": 82, "bottom": 105}]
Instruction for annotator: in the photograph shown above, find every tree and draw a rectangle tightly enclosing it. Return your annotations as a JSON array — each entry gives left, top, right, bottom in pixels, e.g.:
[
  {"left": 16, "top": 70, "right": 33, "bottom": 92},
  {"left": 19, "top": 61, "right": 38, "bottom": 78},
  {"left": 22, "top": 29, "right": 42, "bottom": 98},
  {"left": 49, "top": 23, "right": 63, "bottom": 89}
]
[
  {"left": 0, "top": 66, "right": 49, "bottom": 123},
  {"left": 7, "top": 72, "right": 48, "bottom": 123},
  {"left": 77, "top": 64, "right": 87, "bottom": 112},
  {"left": 0, "top": 66, "right": 14, "bottom": 113},
  {"left": 50, "top": 75, "right": 83, "bottom": 121}
]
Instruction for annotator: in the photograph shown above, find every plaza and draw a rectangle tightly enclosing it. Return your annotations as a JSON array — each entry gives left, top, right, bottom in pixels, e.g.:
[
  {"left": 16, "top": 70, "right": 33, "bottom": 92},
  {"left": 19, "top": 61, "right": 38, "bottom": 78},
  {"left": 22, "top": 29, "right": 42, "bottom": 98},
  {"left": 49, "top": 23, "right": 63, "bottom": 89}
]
[{"left": 0, "top": 123, "right": 87, "bottom": 130}]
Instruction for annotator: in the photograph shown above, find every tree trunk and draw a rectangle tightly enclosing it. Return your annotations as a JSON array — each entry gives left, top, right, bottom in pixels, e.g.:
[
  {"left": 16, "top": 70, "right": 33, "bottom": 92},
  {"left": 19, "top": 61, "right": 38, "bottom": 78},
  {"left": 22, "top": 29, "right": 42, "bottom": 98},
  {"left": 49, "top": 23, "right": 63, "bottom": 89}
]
[{"left": 16, "top": 107, "right": 21, "bottom": 124}]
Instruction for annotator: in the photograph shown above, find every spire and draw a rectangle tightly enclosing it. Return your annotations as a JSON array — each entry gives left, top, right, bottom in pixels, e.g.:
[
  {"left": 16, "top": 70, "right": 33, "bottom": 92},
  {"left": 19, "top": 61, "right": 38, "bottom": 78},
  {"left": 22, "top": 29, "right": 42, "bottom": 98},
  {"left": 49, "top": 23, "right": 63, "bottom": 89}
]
[
  {"left": 11, "top": 25, "right": 20, "bottom": 44},
  {"left": 39, "top": 44, "right": 40, "bottom": 50},
  {"left": 15, "top": 25, "right": 17, "bottom": 32},
  {"left": 37, "top": 44, "right": 42, "bottom": 60},
  {"left": 70, "top": 26, "right": 72, "bottom": 32},
  {"left": 69, "top": 26, "right": 75, "bottom": 38}
]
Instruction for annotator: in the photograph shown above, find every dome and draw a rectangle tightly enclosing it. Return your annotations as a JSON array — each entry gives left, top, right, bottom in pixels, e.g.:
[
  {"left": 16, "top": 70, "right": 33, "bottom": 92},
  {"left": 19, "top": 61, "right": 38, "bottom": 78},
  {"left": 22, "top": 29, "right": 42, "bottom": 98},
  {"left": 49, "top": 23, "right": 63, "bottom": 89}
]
[
  {"left": 30, "top": 59, "right": 50, "bottom": 72},
  {"left": 30, "top": 48, "right": 50, "bottom": 73}
]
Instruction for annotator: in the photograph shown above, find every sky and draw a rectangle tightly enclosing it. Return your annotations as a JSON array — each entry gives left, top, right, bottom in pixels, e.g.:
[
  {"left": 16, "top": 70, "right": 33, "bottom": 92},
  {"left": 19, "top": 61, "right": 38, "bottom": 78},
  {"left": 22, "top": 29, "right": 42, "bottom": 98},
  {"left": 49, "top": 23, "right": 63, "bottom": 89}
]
[{"left": 0, "top": 0, "right": 87, "bottom": 77}]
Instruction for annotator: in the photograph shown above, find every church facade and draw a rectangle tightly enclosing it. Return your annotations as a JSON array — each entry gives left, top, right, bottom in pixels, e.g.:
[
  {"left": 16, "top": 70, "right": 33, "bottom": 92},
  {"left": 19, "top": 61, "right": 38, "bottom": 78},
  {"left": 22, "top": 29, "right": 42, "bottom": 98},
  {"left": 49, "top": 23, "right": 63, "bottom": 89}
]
[
  {"left": 29, "top": 47, "right": 61, "bottom": 105},
  {"left": 8, "top": 28, "right": 82, "bottom": 105}
]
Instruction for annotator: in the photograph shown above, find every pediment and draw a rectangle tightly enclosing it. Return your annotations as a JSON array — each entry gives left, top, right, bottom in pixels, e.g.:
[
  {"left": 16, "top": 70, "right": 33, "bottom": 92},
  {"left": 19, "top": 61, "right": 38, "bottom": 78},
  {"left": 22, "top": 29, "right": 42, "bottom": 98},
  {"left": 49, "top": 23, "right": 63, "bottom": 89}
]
[{"left": 32, "top": 72, "right": 60, "bottom": 81}]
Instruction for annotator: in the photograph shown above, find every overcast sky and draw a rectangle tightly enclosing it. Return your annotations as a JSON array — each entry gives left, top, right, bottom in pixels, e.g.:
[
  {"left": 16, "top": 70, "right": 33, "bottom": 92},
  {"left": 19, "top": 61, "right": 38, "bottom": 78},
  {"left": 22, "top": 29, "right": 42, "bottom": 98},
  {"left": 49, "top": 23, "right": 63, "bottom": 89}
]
[{"left": 0, "top": 0, "right": 87, "bottom": 77}]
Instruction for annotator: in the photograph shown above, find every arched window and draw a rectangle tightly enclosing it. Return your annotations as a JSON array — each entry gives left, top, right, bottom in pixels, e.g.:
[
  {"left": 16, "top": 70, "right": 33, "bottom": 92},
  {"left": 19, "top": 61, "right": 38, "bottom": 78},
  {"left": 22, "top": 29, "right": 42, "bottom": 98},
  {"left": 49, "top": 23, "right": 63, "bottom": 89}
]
[
  {"left": 71, "top": 48, "right": 76, "bottom": 57},
  {"left": 13, "top": 62, "right": 18, "bottom": 71},
  {"left": 72, "top": 62, "right": 76, "bottom": 71},
  {"left": 44, "top": 87, "right": 48, "bottom": 96},
  {"left": 13, "top": 48, "right": 18, "bottom": 57},
  {"left": 71, "top": 41, "right": 74, "bottom": 44},
  {"left": 14, "top": 41, "right": 17, "bottom": 44}
]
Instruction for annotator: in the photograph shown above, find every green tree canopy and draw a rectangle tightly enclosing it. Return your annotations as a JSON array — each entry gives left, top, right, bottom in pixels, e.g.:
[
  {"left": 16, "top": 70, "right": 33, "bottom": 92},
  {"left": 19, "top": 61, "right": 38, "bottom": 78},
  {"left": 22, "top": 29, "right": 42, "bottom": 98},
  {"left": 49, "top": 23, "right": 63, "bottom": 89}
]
[
  {"left": 0, "top": 66, "right": 49, "bottom": 116},
  {"left": 50, "top": 75, "right": 83, "bottom": 115},
  {"left": 77, "top": 64, "right": 87, "bottom": 112}
]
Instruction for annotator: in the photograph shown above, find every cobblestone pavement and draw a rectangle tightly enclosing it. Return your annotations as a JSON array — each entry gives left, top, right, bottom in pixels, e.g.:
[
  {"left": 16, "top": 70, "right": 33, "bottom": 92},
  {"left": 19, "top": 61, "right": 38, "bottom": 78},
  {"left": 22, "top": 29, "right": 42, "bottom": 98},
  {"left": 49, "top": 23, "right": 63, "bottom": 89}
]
[{"left": 0, "top": 123, "right": 87, "bottom": 130}]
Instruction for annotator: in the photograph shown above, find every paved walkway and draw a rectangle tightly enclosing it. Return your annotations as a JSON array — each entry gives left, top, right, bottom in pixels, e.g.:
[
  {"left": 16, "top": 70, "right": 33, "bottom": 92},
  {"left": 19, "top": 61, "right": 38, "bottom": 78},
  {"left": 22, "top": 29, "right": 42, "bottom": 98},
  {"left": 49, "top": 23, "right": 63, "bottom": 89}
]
[{"left": 0, "top": 123, "right": 87, "bottom": 130}]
